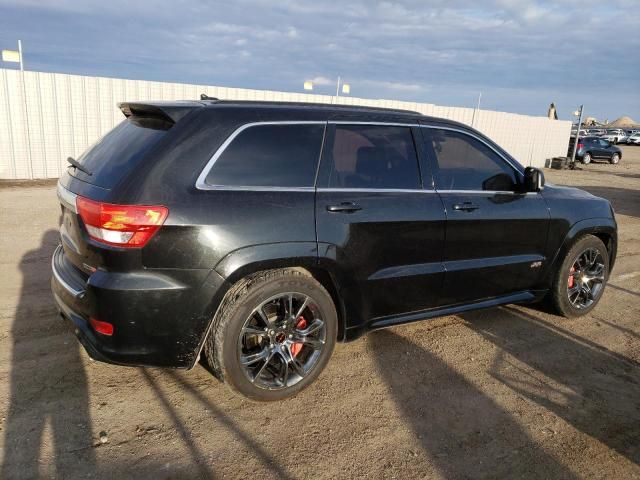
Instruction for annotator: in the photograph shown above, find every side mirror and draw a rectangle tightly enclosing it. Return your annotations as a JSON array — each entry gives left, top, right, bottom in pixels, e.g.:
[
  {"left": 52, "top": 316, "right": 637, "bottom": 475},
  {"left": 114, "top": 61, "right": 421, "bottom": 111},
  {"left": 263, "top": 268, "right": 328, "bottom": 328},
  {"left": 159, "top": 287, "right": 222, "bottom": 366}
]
[{"left": 524, "top": 167, "right": 545, "bottom": 192}]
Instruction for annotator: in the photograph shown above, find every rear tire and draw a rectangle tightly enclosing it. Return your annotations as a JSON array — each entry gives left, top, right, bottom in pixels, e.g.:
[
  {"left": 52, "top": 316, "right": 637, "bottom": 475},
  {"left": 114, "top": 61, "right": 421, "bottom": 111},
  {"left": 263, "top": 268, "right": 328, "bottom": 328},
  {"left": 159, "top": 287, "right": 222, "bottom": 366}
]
[
  {"left": 550, "top": 235, "right": 609, "bottom": 318},
  {"left": 205, "top": 269, "right": 337, "bottom": 401},
  {"left": 610, "top": 153, "right": 620, "bottom": 164},
  {"left": 582, "top": 153, "right": 592, "bottom": 164}
]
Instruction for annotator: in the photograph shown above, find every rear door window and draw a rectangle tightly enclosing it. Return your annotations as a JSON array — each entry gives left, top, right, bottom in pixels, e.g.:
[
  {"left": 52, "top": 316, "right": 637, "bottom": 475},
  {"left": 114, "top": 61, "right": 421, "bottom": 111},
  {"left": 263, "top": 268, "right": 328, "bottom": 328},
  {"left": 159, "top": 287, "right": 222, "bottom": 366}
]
[
  {"left": 326, "top": 125, "right": 421, "bottom": 189},
  {"left": 203, "top": 123, "right": 325, "bottom": 188},
  {"left": 70, "top": 117, "right": 171, "bottom": 189}
]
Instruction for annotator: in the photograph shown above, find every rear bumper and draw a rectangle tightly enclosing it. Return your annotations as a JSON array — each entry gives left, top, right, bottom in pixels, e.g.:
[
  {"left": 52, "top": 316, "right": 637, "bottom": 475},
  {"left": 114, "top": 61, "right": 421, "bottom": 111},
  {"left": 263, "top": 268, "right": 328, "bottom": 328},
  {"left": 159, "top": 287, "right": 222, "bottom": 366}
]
[{"left": 51, "top": 244, "right": 230, "bottom": 368}]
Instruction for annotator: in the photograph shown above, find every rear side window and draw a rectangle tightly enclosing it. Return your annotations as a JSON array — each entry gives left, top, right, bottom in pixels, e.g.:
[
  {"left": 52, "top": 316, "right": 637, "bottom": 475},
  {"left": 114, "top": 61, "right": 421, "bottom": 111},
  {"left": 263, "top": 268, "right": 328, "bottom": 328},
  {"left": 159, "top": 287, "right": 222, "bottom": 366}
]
[
  {"left": 425, "top": 129, "right": 518, "bottom": 191},
  {"left": 327, "top": 125, "right": 420, "bottom": 189},
  {"left": 204, "top": 123, "right": 325, "bottom": 188},
  {"left": 72, "top": 117, "right": 171, "bottom": 189}
]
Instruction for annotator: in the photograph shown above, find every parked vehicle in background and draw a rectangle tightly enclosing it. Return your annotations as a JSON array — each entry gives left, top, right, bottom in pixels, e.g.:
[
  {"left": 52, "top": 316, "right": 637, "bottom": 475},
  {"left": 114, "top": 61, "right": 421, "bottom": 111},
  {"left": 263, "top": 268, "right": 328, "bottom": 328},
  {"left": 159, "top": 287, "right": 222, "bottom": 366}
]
[
  {"left": 601, "top": 129, "right": 627, "bottom": 144},
  {"left": 626, "top": 133, "right": 640, "bottom": 145},
  {"left": 586, "top": 128, "right": 605, "bottom": 136},
  {"left": 51, "top": 100, "right": 618, "bottom": 401},
  {"left": 622, "top": 130, "right": 640, "bottom": 143},
  {"left": 576, "top": 137, "right": 622, "bottom": 164}
]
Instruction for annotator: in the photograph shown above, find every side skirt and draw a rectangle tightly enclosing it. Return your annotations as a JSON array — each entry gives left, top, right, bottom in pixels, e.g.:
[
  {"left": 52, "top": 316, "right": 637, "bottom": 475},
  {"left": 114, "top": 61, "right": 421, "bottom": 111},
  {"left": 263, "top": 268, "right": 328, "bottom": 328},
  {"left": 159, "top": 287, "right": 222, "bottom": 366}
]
[{"left": 344, "top": 290, "right": 547, "bottom": 341}]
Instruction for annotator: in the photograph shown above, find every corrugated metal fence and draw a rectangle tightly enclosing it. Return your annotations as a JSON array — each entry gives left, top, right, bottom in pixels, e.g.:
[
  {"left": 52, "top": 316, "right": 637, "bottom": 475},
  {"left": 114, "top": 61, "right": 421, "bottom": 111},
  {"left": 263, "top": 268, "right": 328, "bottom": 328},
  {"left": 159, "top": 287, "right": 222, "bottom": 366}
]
[{"left": 0, "top": 68, "right": 571, "bottom": 179}]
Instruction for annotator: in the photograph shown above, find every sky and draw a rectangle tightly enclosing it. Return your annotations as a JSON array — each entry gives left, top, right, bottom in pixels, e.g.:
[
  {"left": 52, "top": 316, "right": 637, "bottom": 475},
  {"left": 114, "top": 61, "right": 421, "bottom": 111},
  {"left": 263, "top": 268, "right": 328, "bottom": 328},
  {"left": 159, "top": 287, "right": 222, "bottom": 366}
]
[{"left": 0, "top": 0, "right": 638, "bottom": 121}]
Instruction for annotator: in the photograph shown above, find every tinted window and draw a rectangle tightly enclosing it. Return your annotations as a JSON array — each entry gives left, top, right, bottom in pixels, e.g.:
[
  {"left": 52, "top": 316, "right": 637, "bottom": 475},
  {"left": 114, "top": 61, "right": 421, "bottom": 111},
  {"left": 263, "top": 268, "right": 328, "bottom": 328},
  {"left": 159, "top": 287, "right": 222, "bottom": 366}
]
[
  {"left": 205, "top": 124, "right": 324, "bottom": 187},
  {"left": 72, "top": 117, "right": 171, "bottom": 188},
  {"left": 327, "top": 125, "right": 420, "bottom": 189},
  {"left": 425, "top": 129, "right": 518, "bottom": 191}
]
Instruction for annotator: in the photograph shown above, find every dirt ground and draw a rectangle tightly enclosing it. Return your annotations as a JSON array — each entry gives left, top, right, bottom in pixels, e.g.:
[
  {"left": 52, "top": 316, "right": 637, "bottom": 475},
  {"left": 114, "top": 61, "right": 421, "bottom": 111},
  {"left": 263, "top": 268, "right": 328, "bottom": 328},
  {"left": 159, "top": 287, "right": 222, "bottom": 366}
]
[{"left": 1, "top": 147, "right": 639, "bottom": 480}]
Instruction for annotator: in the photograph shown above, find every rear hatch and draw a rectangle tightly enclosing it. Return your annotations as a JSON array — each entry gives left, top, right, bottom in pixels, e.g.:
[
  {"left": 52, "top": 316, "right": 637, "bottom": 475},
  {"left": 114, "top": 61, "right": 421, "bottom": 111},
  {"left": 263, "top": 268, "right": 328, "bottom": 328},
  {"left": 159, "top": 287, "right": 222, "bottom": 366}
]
[
  {"left": 58, "top": 101, "right": 201, "bottom": 274},
  {"left": 67, "top": 102, "right": 198, "bottom": 189}
]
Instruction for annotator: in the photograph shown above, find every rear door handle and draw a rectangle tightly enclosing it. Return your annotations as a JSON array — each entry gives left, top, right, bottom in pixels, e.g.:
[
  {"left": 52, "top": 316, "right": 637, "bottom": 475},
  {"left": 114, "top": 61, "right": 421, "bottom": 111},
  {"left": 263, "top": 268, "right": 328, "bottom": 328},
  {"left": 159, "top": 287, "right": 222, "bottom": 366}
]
[
  {"left": 326, "top": 202, "right": 362, "bottom": 213},
  {"left": 452, "top": 202, "right": 480, "bottom": 212}
]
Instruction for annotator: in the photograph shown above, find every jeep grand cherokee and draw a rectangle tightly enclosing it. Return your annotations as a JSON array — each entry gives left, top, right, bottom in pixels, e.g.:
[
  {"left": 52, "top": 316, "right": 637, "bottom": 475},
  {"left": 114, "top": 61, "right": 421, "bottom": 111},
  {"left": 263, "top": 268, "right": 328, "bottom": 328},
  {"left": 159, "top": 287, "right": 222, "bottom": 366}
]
[{"left": 52, "top": 100, "right": 617, "bottom": 401}]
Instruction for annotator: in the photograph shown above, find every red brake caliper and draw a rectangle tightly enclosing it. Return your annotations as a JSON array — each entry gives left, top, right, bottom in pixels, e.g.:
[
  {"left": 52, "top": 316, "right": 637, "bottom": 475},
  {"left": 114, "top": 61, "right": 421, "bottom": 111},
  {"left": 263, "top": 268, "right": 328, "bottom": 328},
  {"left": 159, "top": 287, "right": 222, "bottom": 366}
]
[
  {"left": 568, "top": 266, "right": 575, "bottom": 288},
  {"left": 291, "top": 316, "right": 307, "bottom": 357}
]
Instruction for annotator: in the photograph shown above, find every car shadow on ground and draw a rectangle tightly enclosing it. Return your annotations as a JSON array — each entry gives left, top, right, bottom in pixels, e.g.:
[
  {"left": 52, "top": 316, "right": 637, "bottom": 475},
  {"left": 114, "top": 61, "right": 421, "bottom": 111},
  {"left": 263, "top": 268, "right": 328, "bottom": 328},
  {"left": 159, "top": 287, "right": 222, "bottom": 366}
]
[
  {"left": 577, "top": 186, "right": 640, "bottom": 219},
  {"left": 369, "top": 328, "right": 579, "bottom": 478},
  {"left": 141, "top": 369, "right": 296, "bottom": 480},
  {"left": 461, "top": 306, "right": 640, "bottom": 464},
  {"left": 1, "top": 230, "right": 97, "bottom": 479},
  {"left": 372, "top": 305, "right": 640, "bottom": 477}
]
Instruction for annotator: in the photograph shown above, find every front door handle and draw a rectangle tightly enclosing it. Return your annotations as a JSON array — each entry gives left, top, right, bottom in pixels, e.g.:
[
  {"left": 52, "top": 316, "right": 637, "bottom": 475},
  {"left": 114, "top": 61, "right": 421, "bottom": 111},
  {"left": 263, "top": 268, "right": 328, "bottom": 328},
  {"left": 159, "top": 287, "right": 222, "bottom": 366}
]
[
  {"left": 452, "top": 202, "right": 480, "bottom": 212},
  {"left": 326, "top": 202, "right": 362, "bottom": 213}
]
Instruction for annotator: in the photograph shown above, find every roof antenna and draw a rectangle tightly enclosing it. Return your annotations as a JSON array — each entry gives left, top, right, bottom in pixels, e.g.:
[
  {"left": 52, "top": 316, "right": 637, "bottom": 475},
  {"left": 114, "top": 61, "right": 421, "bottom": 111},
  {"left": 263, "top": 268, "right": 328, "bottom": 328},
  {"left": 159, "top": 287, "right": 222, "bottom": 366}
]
[{"left": 200, "top": 93, "right": 219, "bottom": 101}]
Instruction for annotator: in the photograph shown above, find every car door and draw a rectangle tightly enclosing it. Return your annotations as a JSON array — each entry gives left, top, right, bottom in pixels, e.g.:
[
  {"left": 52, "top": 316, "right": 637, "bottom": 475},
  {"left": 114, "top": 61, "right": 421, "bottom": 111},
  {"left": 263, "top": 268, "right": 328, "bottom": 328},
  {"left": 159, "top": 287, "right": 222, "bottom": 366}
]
[
  {"left": 420, "top": 126, "right": 550, "bottom": 305},
  {"left": 315, "top": 122, "right": 446, "bottom": 324},
  {"left": 598, "top": 139, "right": 614, "bottom": 158}
]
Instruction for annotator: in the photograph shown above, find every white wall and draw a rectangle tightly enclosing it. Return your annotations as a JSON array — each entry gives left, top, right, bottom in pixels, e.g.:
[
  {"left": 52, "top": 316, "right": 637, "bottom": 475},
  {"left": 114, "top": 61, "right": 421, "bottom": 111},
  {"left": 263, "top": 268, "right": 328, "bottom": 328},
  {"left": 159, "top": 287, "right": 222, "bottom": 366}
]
[{"left": 0, "top": 69, "right": 571, "bottom": 179}]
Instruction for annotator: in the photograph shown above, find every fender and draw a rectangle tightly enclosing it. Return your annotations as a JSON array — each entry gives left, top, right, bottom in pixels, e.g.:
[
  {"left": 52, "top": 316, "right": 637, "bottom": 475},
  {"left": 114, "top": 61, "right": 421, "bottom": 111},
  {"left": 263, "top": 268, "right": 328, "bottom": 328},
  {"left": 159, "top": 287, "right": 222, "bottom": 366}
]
[
  {"left": 187, "top": 242, "right": 319, "bottom": 369},
  {"left": 216, "top": 241, "right": 354, "bottom": 342},
  {"left": 214, "top": 242, "right": 319, "bottom": 284},
  {"left": 543, "top": 217, "right": 617, "bottom": 286}
]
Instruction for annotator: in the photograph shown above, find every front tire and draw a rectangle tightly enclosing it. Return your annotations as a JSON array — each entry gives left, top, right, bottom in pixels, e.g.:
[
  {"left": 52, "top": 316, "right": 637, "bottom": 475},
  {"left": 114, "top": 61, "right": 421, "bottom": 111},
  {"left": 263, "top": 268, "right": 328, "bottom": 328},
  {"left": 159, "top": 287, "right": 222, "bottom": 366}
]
[
  {"left": 205, "top": 269, "right": 337, "bottom": 401},
  {"left": 550, "top": 235, "right": 609, "bottom": 318},
  {"left": 610, "top": 153, "right": 620, "bottom": 164},
  {"left": 582, "top": 152, "right": 592, "bottom": 164}
]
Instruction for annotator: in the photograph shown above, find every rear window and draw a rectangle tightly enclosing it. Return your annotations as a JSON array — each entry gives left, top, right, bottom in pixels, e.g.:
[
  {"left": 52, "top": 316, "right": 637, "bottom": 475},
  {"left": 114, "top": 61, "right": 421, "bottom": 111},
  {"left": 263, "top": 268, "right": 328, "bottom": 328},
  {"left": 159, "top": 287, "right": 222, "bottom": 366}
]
[
  {"left": 203, "top": 123, "right": 325, "bottom": 188},
  {"left": 70, "top": 117, "right": 171, "bottom": 188}
]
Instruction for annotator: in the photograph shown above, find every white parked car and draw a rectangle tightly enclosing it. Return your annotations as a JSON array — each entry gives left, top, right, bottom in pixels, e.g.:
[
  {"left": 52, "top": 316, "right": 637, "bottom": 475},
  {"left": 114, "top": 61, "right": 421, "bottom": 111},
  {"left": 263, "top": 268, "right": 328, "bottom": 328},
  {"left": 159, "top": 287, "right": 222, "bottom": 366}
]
[
  {"left": 626, "top": 133, "right": 640, "bottom": 145},
  {"left": 601, "top": 129, "right": 627, "bottom": 144}
]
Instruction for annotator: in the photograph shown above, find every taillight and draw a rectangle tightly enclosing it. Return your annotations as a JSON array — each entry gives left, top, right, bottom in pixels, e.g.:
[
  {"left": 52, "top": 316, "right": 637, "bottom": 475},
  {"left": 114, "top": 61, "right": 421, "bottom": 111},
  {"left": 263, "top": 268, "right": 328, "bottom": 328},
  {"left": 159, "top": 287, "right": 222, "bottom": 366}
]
[
  {"left": 76, "top": 197, "right": 168, "bottom": 248},
  {"left": 577, "top": 143, "right": 584, "bottom": 150}
]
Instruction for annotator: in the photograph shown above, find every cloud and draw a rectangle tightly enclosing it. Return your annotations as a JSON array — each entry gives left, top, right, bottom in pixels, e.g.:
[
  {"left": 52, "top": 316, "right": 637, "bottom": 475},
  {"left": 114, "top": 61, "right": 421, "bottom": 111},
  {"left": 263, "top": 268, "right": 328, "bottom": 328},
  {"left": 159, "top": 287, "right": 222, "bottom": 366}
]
[
  {"left": 308, "top": 76, "right": 334, "bottom": 86},
  {"left": 0, "top": 0, "right": 637, "bottom": 119}
]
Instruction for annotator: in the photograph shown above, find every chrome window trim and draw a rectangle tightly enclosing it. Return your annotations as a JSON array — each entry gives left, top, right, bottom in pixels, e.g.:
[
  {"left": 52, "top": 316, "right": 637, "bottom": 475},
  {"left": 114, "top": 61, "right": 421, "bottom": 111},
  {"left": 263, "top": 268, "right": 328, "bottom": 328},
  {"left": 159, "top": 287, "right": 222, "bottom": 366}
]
[
  {"left": 317, "top": 188, "right": 436, "bottom": 193},
  {"left": 195, "top": 121, "right": 326, "bottom": 191},
  {"left": 436, "top": 189, "right": 538, "bottom": 195},
  {"left": 57, "top": 181, "right": 78, "bottom": 213},
  {"left": 328, "top": 121, "right": 419, "bottom": 127},
  {"left": 420, "top": 125, "right": 525, "bottom": 176}
]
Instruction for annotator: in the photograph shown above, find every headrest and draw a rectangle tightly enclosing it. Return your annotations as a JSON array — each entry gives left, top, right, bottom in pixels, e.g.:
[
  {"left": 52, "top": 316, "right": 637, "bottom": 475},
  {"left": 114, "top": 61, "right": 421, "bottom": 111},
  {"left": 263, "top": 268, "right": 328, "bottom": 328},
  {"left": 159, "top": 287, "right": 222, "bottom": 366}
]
[{"left": 355, "top": 146, "right": 387, "bottom": 178}]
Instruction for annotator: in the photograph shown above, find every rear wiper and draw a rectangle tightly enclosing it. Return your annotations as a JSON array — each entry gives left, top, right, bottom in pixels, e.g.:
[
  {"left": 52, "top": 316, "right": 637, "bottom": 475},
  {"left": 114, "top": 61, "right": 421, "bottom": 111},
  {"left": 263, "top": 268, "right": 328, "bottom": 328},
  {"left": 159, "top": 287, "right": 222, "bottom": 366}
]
[{"left": 67, "top": 156, "right": 92, "bottom": 176}]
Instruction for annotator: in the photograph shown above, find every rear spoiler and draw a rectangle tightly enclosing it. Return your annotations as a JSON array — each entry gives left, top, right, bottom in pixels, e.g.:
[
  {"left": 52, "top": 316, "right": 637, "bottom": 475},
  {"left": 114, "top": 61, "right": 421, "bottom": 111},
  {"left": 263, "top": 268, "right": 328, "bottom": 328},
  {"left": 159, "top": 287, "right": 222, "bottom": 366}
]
[{"left": 118, "top": 101, "right": 204, "bottom": 124}]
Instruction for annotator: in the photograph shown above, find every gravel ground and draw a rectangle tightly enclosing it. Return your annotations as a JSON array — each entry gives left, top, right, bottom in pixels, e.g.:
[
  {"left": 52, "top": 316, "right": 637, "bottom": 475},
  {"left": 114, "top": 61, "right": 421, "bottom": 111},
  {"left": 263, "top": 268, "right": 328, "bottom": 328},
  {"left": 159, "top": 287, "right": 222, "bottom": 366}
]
[{"left": 1, "top": 147, "right": 639, "bottom": 479}]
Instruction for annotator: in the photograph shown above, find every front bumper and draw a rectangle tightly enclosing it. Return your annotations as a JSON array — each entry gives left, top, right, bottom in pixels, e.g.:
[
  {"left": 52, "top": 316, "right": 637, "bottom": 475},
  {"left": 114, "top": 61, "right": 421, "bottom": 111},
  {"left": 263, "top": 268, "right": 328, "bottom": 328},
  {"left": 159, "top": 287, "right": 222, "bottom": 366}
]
[{"left": 51, "top": 245, "right": 230, "bottom": 368}]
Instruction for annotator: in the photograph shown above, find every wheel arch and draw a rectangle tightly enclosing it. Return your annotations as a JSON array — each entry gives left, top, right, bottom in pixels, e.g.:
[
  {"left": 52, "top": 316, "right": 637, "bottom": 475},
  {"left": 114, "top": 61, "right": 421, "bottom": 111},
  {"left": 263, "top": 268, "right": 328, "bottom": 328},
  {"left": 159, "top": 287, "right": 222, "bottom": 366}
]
[
  {"left": 545, "top": 218, "right": 617, "bottom": 285},
  {"left": 213, "top": 242, "right": 348, "bottom": 342}
]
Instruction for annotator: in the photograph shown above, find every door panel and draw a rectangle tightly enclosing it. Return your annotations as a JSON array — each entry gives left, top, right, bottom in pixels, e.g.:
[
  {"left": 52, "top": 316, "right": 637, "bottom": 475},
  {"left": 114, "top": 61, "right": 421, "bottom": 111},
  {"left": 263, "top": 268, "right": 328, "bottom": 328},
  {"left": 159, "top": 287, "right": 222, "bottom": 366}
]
[
  {"left": 420, "top": 126, "right": 550, "bottom": 305},
  {"left": 438, "top": 191, "right": 549, "bottom": 304},
  {"left": 317, "top": 190, "right": 446, "bottom": 321},
  {"left": 315, "top": 123, "right": 446, "bottom": 326}
]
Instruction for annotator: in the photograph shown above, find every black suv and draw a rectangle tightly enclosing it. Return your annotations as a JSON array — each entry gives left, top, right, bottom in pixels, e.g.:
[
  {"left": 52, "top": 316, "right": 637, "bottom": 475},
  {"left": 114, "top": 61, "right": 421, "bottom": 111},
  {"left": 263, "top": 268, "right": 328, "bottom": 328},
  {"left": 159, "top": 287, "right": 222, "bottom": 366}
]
[{"left": 52, "top": 100, "right": 617, "bottom": 401}]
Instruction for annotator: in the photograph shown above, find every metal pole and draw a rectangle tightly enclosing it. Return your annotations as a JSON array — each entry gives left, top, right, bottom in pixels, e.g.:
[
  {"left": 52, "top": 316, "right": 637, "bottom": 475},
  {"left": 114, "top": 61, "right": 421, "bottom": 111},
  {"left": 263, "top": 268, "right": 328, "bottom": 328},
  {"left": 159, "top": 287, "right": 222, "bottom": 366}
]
[
  {"left": 570, "top": 104, "right": 583, "bottom": 168},
  {"left": 471, "top": 91, "right": 482, "bottom": 127},
  {"left": 18, "top": 39, "right": 24, "bottom": 71},
  {"left": 335, "top": 76, "right": 340, "bottom": 102}
]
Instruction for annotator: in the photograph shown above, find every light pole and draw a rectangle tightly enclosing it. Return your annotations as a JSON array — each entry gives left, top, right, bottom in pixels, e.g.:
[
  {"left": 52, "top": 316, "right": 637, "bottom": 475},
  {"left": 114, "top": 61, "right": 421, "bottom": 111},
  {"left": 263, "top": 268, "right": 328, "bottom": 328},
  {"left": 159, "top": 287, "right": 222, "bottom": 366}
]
[
  {"left": 303, "top": 77, "right": 351, "bottom": 103},
  {"left": 570, "top": 105, "right": 584, "bottom": 169},
  {"left": 470, "top": 91, "right": 482, "bottom": 127},
  {"left": 2, "top": 39, "right": 24, "bottom": 70}
]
